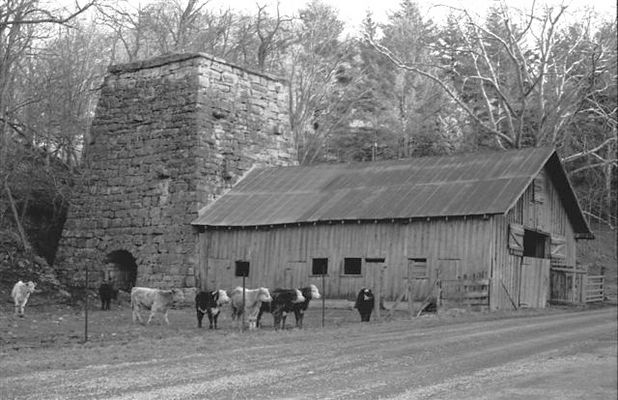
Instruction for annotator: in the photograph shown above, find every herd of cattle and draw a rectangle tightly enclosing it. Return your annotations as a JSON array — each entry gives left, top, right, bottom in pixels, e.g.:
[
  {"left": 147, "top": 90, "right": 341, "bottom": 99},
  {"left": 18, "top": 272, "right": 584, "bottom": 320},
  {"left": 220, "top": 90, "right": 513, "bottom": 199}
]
[{"left": 10, "top": 279, "right": 377, "bottom": 330}]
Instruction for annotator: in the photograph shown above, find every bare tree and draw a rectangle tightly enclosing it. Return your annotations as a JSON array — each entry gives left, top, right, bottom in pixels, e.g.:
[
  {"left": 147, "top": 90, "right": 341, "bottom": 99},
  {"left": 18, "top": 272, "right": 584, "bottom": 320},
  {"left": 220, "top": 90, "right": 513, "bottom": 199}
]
[{"left": 0, "top": 0, "right": 96, "bottom": 251}]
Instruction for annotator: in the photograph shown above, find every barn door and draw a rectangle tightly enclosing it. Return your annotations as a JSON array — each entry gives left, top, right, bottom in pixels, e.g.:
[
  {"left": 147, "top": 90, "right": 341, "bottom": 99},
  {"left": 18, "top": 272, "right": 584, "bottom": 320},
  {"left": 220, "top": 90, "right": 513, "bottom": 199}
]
[
  {"left": 280, "top": 261, "right": 306, "bottom": 289},
  {"left": 408, "top": 258, "right": 430, "bottom": 301},
  {"left": 365, "top": 258, "right": 386, "bottom": 318},
  {"left": 206, "top": 258, "right": 234, "bottom": 291},
  {"left": 437, "top": 259, "right": 462, "bottom": 304},
  {"left": 519, "top": 257, "right": 550, "bottom": 308}
]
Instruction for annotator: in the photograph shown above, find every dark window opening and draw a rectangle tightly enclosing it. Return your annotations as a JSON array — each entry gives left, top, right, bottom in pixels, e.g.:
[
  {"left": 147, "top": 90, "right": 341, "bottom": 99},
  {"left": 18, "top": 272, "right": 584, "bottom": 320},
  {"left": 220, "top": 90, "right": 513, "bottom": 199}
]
[
  {"left": 523, "top": 230, "right": 548, "bottom": 258},
  {"left": 343, "top": 258, "right": 362, "bottom": 275},
  {"left": 312, "top": 258, "right": 328, "bottom": 275},
  {"left": 104, "top": 250, "right": 138, "bottom": 291}
]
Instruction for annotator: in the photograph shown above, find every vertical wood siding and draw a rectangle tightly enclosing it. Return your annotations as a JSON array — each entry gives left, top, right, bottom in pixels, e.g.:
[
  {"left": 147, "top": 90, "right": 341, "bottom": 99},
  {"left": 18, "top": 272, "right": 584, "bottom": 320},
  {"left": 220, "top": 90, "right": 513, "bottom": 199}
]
[{"left": 199, "top": 217, "right": 494, "bottom": 300}]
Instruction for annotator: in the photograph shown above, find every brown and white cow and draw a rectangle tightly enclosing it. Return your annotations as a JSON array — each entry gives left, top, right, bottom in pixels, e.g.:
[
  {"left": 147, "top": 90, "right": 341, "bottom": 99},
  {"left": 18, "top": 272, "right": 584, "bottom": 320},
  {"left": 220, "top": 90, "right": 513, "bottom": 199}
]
[
  {"left": 228, "top": 287, "right": 272, "bottom": 330},
  {"left": 131, "top": 287, "right": 185, "bottom": 325},
  {"left": 11, "top": 280, "right": 36, "bottom": 317}
]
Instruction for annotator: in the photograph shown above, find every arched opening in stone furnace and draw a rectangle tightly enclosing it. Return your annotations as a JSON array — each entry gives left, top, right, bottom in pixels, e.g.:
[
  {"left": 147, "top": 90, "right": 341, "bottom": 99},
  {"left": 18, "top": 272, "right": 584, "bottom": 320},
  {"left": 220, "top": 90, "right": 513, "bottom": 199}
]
[{"left": 103, "top": 250, "right": 138, "bottom": 291}]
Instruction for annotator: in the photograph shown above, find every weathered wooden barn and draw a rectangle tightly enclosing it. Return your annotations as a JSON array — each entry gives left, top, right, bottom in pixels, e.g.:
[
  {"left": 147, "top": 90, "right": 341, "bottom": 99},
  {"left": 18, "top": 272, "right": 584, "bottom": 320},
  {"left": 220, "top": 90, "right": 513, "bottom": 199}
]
[{"left": 192, "top": 147, "right": 593, "bottom": 310}]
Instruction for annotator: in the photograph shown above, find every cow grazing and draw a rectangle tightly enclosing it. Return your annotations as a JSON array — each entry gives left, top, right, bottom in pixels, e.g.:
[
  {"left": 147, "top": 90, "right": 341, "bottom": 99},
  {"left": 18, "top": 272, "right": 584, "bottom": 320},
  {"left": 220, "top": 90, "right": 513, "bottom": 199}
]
[
  {"left": 229, "top": 287, "right": 272, "bottom": 330},
  {"left": 131, "top": 287, "right": 185, "bottom": 325},
  {"left": 11, "top": 280, "right": 36, "bottom": 317},
  {"left": 98, "top": 281, "right": 118, "bottom": 310},
  {"left": 257, "top": 288, "right": 306, "bottom": 330},
  {"left": 354, "top": 288, "right": 375, "bottom": 322},
  {"left": 195, "top": 289, "right": 230, "bottom": 329}
]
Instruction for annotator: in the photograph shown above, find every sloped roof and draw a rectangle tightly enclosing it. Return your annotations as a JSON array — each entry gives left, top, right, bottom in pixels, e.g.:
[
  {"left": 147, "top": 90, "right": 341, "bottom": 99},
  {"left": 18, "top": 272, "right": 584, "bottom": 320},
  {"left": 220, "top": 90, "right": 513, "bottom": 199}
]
[{"left": 192, "top": 147, "right": 592, "bottom": 238}]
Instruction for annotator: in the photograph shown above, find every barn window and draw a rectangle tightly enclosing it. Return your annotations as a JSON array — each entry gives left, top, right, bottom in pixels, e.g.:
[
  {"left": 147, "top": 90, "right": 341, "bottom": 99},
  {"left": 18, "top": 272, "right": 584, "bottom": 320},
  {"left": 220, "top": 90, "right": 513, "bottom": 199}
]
[
  {"left": 409, "top": 258, "right": 428, "bottom": 278},
  {"left": 343, "top": 258, "right": 362, "bottom": 275},
  {"left": 523, "top": 229, "right": 548, "bottom": 258},
  {"left": 311, "top": 258, "right": 328, "bottom": 275}
]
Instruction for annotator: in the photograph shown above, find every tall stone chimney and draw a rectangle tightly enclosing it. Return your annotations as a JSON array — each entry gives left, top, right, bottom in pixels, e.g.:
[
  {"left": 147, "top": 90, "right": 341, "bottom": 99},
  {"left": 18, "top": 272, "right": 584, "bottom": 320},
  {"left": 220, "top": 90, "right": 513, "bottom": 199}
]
[{"left": 55, "top": 53, "right": 295, "bottom": 292}]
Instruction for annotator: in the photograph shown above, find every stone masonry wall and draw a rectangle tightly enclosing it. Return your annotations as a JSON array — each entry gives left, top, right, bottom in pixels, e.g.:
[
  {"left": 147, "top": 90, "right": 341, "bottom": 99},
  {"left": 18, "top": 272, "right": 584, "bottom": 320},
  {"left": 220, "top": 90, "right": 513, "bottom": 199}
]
[{"left": 55, "top": 53, "right": 295, "bottom": 293}]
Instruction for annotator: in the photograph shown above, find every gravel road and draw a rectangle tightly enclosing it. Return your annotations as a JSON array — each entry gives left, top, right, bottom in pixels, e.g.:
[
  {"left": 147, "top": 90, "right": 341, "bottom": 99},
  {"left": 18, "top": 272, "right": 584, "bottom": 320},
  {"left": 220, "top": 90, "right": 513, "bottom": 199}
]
[{"left": 1, "top": 307, "right": 616, "bottom": 399}]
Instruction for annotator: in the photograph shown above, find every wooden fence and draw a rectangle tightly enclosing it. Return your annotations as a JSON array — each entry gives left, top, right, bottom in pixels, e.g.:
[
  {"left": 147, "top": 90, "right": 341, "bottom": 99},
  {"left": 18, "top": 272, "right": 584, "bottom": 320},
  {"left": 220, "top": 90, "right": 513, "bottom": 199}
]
[
  {"left": 584, "top": 275, "right": 605, "bottom": 303},
  {"left": 550, "top": 267, "right": 605, "bottom": 304},
  {"left": 439, "top": 279, "right": 489, "bottom": 309},
  {"left": 549, "top": 267, "right": 585, "bottom": 304}
]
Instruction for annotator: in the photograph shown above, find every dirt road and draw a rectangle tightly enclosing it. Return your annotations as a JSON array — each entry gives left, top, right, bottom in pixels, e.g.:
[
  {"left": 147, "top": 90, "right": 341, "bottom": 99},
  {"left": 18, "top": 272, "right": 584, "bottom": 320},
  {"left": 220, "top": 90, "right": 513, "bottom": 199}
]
[{"left": 1, "top": 307, "right": 616, "bottom": 399}]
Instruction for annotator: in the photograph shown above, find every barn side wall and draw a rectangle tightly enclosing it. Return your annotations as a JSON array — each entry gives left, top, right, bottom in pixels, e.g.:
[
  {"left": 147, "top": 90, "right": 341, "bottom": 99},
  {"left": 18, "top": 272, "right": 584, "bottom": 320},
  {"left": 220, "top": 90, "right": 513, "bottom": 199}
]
[
  {"left": 55, "top": 53, "right": 294, "bottom": 291},
  {"left": 197, "top": 217, "right": 494, "bottom": 301},
  {"left": 491, "top": 167, "right": 578, "bottom": 310}
]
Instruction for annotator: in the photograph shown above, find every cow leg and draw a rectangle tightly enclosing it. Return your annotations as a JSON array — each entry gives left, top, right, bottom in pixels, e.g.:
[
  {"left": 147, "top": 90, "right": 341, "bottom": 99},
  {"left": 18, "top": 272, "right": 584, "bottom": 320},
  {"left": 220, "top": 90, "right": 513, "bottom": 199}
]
[
  {"left": 197, "top": 309, "right": 204, "bottom": 328},
  {"left": 207, "top": 311, "right": 214, "bottom": 329},
  {"left": 132, "top": 306, "right": 144, "bottom": 324},
  {"left": 281, "top": 312, "right": 288, "bottom": 329},
  {"left": 295, "top": 310, "right": 303, "bottom": 329},
  {"left": 163, "top": 311, "right": 170, "bottom": 325},
  {"left": 256, "top": 310, "right": 262, "bottom": 328}
]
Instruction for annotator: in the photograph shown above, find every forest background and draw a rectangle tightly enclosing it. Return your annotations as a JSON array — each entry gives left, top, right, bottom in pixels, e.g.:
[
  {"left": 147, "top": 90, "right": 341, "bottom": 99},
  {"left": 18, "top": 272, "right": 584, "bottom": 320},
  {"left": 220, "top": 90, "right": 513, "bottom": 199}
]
[{"left": 0, "top": 0, "right": 615, "bottom": 287}]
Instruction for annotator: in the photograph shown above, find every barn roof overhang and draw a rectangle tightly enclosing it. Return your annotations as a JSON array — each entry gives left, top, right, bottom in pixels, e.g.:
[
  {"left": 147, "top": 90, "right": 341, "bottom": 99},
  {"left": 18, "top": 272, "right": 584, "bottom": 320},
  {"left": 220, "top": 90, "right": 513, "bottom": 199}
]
[{"left": 196, "top": 213, "right": 494, "bottom": 231}]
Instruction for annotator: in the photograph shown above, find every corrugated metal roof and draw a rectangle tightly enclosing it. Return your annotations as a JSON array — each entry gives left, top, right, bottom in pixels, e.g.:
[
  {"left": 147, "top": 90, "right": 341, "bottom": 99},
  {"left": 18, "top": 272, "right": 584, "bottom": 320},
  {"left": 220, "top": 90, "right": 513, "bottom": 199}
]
[{"left": 192, "top": 147, "right": 592, "bottom": 237}]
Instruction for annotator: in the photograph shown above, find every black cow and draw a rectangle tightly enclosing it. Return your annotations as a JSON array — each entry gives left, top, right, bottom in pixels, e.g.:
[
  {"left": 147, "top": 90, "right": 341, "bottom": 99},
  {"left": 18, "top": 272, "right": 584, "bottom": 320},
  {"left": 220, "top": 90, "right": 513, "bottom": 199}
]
[
  {"left": 195, "top": 289, "right": 230, "bottom": 329},
  {"left": 98, "top": 281, "right": 118, "bottom": 311},
  {"left": 257, "top": 288, "right": 305, "bottom": 330},
  {"left": 354, "top": 288, "right": 375, "bottom": 322}
]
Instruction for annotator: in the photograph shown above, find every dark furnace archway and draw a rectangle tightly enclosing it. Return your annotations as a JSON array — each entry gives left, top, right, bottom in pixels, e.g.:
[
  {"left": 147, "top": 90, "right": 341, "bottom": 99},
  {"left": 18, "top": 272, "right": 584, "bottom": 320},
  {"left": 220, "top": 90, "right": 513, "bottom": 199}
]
[{"left": 104, "top": 250, "right": 138, "bottom": 291}]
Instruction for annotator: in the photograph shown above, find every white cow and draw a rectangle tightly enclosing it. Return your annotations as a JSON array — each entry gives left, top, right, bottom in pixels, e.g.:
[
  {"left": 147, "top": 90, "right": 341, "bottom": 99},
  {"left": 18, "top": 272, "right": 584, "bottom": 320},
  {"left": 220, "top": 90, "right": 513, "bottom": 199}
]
[
  {"left": 131, "top": 287, "right": 185, "bottom": 325},
  {"left": 229, "top": 286, "right": 272, "bottom": 330},
  {"left": 11, "top": 280, "right": 36, "bottom": 317}
]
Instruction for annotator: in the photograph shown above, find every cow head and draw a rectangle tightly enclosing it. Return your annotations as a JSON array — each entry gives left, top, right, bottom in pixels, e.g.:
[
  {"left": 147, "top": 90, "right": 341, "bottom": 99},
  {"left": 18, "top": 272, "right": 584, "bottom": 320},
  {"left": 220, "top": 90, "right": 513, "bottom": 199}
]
[
  {"left": 26, "top": 281, "right": 36, "bottom": 292},
  {"left": 215, "top": 289, "right": 231, "bottom": 306},
  {"left": 308, "top": 284, "right": 321, "bottom": 300},
  {"left": 257, "top": 287, "right": 272, "bottom": 303},
  {"left": 361, "top": 288, "right": 374, "bottom": 301},
  {"left": 171, "top": 288, "right": 185, "bottom": 303},
  {"left": 292, "top": 289, "right": 306, "bottom": 303}
]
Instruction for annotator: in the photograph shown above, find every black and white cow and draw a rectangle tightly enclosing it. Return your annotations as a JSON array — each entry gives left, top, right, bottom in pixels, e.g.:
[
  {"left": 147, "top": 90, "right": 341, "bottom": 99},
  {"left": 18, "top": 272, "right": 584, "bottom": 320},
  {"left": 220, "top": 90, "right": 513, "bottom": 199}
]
[
  {"left": 257, "top": 288, "right": 305, "bottom": 330},
  {"left": 354, "top": 287, "right": 375, "bottom": 322},
  {"left": 259, "top": 284, "right": 321, "bottom": 329},
  {"left": 195, "top": 289, "right": 230, "bottom": 329},
  {"left": 293, "top": 284, "right": 321, "bottom": 328}
]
